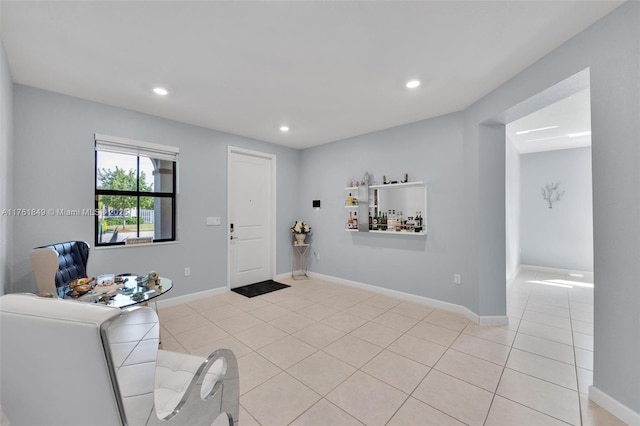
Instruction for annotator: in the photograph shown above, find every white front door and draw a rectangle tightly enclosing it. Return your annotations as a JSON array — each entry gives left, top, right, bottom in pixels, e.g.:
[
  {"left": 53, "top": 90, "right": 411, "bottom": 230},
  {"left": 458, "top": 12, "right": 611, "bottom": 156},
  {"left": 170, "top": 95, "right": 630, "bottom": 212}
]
[{"left": 228, "top": 148, "right": 275, "bottom": 288}]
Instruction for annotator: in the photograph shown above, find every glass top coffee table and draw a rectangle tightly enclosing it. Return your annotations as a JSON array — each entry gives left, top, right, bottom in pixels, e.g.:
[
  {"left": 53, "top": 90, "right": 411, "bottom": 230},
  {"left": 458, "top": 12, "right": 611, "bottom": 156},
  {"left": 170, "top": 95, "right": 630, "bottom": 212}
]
[{"left": 64, "top": 275, "right": 172, "bottom": 308}]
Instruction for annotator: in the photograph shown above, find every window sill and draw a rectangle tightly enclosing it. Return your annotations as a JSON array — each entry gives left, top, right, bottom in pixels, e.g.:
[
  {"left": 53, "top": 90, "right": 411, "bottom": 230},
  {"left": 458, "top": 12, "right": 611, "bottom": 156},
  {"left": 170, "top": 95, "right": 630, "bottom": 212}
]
[{"left": 94, "top": 241, "right": 179, "bottom": 250}]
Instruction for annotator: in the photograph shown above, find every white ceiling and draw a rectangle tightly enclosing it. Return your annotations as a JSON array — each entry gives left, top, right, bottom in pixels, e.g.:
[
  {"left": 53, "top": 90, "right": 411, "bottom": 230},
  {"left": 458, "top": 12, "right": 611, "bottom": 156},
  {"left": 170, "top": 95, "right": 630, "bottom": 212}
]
[
  {"left": 0, "top": 1, "right": 622, "bottom": 149},
  {"left": 507, "top": 88, "right": 591, "bottom": 154}
]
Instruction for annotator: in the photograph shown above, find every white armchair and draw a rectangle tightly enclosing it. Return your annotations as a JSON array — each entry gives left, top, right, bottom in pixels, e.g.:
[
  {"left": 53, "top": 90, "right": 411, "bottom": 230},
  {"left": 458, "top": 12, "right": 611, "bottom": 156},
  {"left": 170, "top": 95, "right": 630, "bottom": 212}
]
[
  {"left": 29, "top": 247, "right": 59, "bottom": 295},
  {"left": 0, "top": 293, "right": 239, "bottom": 426}
]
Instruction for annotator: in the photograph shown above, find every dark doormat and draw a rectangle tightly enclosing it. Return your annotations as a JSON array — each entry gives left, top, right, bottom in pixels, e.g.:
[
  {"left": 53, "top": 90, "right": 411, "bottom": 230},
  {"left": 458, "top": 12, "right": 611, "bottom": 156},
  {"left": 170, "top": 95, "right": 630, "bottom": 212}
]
[{"left": 231, "top": 280, "right": 291, "bottom": 298}]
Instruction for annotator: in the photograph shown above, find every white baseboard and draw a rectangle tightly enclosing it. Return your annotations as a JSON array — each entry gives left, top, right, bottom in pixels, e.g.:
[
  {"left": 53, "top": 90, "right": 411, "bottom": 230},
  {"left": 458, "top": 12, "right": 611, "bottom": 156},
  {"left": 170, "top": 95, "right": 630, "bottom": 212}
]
[
  {"left": 589, "top": 385, "right": 640, "bottom": 425},
  {"left": 155, "top": 272, "right": 508, "bottom": 325},
  {"left": 275, "top": 272, "right": 292, "bottom": 281},
  {"left": 157, "top": 273, "right": 297, "bottom": 308},
  {"left": 156, "top": 286, "right": 228, "bottom": 309},
  {"left": 506, "top": 265, "right": 522, "bottom": 292},
  {"left": 307, "top": 272, "right": 507, "bottom": 326}
]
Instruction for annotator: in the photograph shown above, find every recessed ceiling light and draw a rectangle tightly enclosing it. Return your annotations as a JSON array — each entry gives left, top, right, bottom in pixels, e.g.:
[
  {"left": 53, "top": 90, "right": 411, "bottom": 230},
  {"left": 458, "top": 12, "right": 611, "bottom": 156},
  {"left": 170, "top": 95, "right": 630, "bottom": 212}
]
[
  {"left": 406, "top": 79, "right": 421, "bottom": 89},
  {"left": 515, "top": 126, "right": 558, "bottom": 135},
  {"left": 280, "top": 126, "right": 290, "bottom": 132},
  {"left": 153, "top": 87, "right": 169, "bottom": 96}
]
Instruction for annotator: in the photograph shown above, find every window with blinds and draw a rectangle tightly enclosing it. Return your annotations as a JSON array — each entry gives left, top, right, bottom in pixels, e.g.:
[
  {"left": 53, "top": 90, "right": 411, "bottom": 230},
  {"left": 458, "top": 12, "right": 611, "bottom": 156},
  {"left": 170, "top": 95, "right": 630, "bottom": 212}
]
[{"left": 94, "top": 134, "right": 178, "bottom": 246}]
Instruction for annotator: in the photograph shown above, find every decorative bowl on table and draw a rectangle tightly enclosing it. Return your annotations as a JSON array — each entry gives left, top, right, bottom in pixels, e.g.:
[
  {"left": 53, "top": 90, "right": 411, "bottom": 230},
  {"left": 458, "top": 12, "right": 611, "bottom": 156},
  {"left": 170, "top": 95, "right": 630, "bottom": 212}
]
[{"left": 97, "top": 274, "right": 115, "bottom": 286}]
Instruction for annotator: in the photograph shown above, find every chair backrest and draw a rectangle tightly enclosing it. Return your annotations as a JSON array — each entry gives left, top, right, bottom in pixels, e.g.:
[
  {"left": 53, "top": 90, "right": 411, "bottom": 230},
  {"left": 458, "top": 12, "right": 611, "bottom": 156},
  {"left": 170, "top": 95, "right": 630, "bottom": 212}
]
[
  {"left": 30, "top": 247, "right": 59, "bottom": 295},
  {"left": 0, "top": 293, "right": 159, "bottom": 426},
  {"left": 36, "top": 241, "right": 90, "bottom": 297}
]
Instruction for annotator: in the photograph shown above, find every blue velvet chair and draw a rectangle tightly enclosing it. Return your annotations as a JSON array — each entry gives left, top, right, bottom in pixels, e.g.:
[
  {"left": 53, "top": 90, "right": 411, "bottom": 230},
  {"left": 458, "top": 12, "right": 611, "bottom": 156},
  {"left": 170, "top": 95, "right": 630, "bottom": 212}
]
[{"left": 32, "top": 241, "right": 90, "bottom": 297}]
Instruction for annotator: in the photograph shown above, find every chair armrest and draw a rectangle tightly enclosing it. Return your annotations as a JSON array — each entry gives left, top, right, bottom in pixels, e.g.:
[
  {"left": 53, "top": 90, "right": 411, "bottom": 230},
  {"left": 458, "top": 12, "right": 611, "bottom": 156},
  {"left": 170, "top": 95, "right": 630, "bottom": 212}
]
[{"left": 148, "top": 348, "right": 239, "bottom": 426}]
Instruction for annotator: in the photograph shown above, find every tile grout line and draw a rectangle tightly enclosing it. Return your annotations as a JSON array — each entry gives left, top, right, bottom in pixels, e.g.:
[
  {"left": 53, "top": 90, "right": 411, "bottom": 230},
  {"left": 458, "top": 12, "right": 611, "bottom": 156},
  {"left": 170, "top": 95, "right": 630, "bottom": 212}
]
[
  {"left": 163, "top": 274, "right": 592, "bottom": 426},
  {"left": 483, "top": 274, "right": 533, "bottom": 426},
  {"left": 568, "top": 283, "right": 585, "bottom": 426}
]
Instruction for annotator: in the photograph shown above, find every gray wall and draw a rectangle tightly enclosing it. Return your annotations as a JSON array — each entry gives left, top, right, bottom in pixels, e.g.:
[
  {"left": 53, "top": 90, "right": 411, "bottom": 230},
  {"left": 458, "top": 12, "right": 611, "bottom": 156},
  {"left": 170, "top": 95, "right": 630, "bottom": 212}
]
[
  {"left": 463, "top": 2, "right": 639, "bottom": 413},
  {"left": 0, "top": 41, "right": 13, "bottom": 295},
  {"left": 300, "top": 113, "right": 466, "bottom": 305},
  {"left": 505, "top": 137, "right": 521, "bottom": 283},
  {"left": 588, "top": 4, "right": 640, "bottom": 410},
  {"left": 11, "top": 85, "right": 300, "bottom": 298},
  {"left": 520, "top": 147, "right": 593, "bottom": 271}
]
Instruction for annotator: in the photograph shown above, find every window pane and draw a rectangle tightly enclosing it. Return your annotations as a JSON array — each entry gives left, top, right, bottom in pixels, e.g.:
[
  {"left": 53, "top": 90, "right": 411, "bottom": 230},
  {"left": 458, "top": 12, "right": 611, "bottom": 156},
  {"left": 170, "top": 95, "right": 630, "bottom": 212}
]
[
  {"left": 149, "top": 197, "right": 174, "bottom": 240},
  {"left": 97, "top": 195, "right": 137, "bottom": 244},
  {"left": 96, "top": 151, "right": 139, "bottom": 190},
  {"left": 139, "top": 157, "right": 174, "bottom": 193},
  {"left": 95, "top": 147, "right": 176, "bottom": 246}
]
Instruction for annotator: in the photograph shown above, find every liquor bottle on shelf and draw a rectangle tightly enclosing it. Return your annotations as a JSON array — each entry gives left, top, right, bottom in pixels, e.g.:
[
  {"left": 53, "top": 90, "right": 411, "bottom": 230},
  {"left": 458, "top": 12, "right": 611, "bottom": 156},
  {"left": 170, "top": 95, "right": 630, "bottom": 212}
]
[
  {"left": 348, "top": 211, "right": 354, "bottom": 229},
  {"left": 407, "top": 216, "right": 415, "bottom": 232},
  {"left": 347, "top": 193, "right": 354, "bottom": 206},
  {"left": 415, "top": 211, "right": 422, "bottom": 232},
  {"left": 353, "top": 212, "right": 358, "bottom": 229},
  {"left": 376, "top": 212, "right": 382, "bottom": 230},
  {"left": 396, "top": 211, "right": 403, "bottom": 232},
  {"left": 369, "top": 212, "right": 373, "bottom": 230},
  {"left": 381, "top": 213, "right": 387, "bottom": 231}
]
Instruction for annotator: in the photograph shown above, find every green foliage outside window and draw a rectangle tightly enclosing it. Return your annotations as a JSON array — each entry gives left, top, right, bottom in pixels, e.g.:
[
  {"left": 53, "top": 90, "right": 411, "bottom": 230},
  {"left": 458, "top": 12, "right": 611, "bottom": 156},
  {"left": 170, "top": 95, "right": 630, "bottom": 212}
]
[{"left": 97, "top": 166, "right": 153, "bottom": 229}]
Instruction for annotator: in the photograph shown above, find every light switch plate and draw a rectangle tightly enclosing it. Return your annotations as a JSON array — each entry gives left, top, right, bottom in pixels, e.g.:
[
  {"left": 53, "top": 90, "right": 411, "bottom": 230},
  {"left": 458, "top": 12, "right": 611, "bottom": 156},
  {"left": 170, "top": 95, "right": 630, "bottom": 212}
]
[{"left": 206, "top": 217, "right": 221, "bottom": 226}]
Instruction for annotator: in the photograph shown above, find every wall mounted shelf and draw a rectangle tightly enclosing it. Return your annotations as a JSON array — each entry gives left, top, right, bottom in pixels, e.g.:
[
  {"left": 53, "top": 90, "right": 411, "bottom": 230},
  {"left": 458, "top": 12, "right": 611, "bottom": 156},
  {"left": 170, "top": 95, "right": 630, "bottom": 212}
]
[{"left": 343, "top": 180, "right": 427, "bottom": 235}]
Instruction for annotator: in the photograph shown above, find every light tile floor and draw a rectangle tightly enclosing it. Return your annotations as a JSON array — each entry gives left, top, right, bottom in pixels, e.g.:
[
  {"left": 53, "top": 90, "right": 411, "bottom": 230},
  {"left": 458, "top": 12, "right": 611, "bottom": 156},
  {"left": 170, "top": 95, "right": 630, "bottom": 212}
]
[{"left": 154, "top": 269, "right": 625, "bottom": 426}]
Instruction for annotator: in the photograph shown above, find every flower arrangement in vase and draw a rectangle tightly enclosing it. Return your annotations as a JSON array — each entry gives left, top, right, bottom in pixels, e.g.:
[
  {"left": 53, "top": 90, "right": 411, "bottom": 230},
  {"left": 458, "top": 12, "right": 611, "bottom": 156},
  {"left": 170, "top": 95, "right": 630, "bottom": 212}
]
[{"left": 291, "top": 220, "right": 311, "bottom": 245}]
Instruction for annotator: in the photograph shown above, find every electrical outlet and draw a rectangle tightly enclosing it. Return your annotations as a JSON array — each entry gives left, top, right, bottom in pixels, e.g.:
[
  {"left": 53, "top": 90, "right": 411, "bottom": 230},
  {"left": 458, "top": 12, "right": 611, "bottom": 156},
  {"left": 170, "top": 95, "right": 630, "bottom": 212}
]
[
  {"left": 454, "top": 274, "right": 461, "bottom": 285},
  {"left": 184, "top": 267, "right": 191, "bottom": 276}
]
